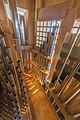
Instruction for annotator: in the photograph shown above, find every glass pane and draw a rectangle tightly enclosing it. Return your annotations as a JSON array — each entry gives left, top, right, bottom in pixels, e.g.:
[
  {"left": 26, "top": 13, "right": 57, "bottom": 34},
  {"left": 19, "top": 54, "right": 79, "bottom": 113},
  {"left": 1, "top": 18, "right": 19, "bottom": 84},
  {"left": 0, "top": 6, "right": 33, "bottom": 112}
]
[
  {"left": 45, "top": 33, "right": 48, "bottom": 37},
  {"left": 37, "top": 22, "right": 40, "bottom": 26},
  {"left": 43, "top": 27, "right": 46, "bottom": 32},
  {"left": 36, "top": 40, "right": 38, "bottom": 43},
  {"left": 48, "top": 21, "right": 51, "bottom": 26},
  {"left": 40, "top": 27, "right": 43, "bottom": 31},
  {"left": 37, "top": 32, "right": 39, "bottom": 35},
  {"left": 43, "top": 33, "right": 46, "bottom": 36},
  {"left": 44, "top": 21, "right": 47, "bottom": 26},
  {"left": 37, "top": 36, "right": 39, "bottom": 39},
  {"left": 36, "top": 43, "right": 38, "bottom": 46},
  {"left": 38, "top": 41, "right": 40, "bottom": 44},
  {"left": 52, "top": 21, "right": 56, "bottom": 26},
  {"left": 47, "top": 27, "right": 50, "bottom": 32},
  {"left": 73, "top": 19, "right": 80, "bottom": 27},
  {"left": 40, "top": 37, "right": 42, "bottom": 40},
  {"left": 40, "top": 32, "right": 42, "bottom": 36},
  {"left": 41, "top": 22, "right": 43, "bottom": 26},
  {"left": 43, "top": 37, "right": 45, "bottom": 41},
  {"left": 71, "top": 28, "right": 78, "bottom": 33},
  {"left": 37, "top": 27, "right": 39, "bottom": 31}
]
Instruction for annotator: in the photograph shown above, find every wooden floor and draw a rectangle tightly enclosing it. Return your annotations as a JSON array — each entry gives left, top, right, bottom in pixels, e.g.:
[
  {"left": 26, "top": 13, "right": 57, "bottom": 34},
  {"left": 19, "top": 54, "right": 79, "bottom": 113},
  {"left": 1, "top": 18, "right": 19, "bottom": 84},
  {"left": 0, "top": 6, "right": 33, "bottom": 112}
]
[{"left": 24, "top": 69, "right": 59, "bottom": 120}]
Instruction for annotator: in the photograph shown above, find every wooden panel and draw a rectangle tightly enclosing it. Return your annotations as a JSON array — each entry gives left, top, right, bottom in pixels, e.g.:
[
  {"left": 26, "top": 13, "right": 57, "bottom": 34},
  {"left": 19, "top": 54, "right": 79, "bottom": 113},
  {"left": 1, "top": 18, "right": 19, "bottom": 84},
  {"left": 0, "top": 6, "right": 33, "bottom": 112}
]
[
  {"left": 36, "top": 0, "right": 44, "bottom": 9},
  {"left": 17, "top": 0, "right": 34, "bottom": 10},
  {"left": 38, "top": 2, "right": 68, "bottom": 21},
  {"left": 68, "top": 0, "right": 75, "bottom": 9},
  {"left": 77, "top": 8, "right": 80, "bottom": 18},
  {"left": 44, "top": 0, "right": 66, "bottom": 7}
]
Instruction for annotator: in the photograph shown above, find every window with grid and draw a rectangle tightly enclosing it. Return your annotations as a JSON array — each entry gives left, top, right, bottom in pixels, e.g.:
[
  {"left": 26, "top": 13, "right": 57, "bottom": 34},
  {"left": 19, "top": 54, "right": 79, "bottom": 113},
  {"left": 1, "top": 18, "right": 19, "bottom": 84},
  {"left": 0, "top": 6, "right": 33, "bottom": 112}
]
[
  {"left": 36, "top": 20, "right": 61, "bottom": 48},
  {"left": 71, "top": 19, "right": 80, "bottom": 33},
  {"left": 71, "top": 19, "right": 80, "bottom": 47}
]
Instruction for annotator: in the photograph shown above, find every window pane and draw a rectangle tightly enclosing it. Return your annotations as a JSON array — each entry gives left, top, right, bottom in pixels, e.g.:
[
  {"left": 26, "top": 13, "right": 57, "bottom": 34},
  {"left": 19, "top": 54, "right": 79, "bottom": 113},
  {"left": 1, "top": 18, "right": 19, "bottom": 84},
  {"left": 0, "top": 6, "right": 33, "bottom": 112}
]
[
  {"left": 44, "top": 21, "right": 47, "bottom": 26},
  {"left": 71, "top": 28, "right": 78, "bottom": 33},
  {"left": 37, "top": 22, "right": 40, "bottom": 26},
  {"left": 37, "top": 27, "right": 39, "bottom": 31},
  {"left": 40, "top": 27, "right": 43, "bottom": 31},
  {"left": 47, "top": 28, "right": 50, "bottom": 32},
  {"left": 40, "top": 32, "right": 42, "bottom": 36},
  {"left": 43, "top": 37, "right": 45, "bottom": 41},
  {"left": 37, "top": 36, "right": 39, "bottom": 39},
  {"left": 40, "top": 37, "right": 42, "bottom": 40},
  {"left": 52, "top": 21, "right": 56, "bottom": 26},
  {"left": 73, "top": 20, "right": 80, "bottom": 27},
  {"left": 36, "top": 20, "right": 61, "bottom": 48},
  {"left": 48, "top": 21, "right": 51, "bottom": 26},
  {"left": 43, "top": 27, "right": 46, "bottom": 32},
  {"left": 36, "top": 43, "right": 38, "bottom": 46},
  {"left": 41, "top": 22, "right": 43, "bottom": 26},
  {"left": 36, "top": 41, "right": 38, "bottom": 43},
  {"left": 37, "top": 32, "right": 39, "bottom": 35},
  {"left": 43, "top": 33, "right": 46, "bottom": 36},
  {"left": 45, "top": 33, "right": 48, "bottom": 37}
]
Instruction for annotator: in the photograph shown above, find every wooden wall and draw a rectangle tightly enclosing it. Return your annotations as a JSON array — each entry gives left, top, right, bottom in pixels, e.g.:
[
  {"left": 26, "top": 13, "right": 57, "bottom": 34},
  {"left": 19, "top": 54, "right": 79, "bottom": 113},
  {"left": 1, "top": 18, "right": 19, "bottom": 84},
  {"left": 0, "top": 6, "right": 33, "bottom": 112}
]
[
  {"left": 16, "top": 0, "right": 34, "bottom": 10},
  {"left": 44, "top": 0, "right": 66, "bottom": 7},
  {"left": 38, "top": 2, "right": 68, "bottom": 21},
  {"left": 35, "top": 0, "right": 79, "bottom": 21}
]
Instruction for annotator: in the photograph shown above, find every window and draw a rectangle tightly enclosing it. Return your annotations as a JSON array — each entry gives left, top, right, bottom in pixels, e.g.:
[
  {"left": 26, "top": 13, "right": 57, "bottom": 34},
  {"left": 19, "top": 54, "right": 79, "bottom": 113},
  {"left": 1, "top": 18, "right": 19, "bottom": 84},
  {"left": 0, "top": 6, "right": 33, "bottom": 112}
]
[
  {"left": 71, "top": 19, "right": 80, "bottom": 33},
  {"left": 71, "top": 19, "right": 80, "bottom": 47},
  {"left": 36, "top": 20, "right": 61, "bottom": 48}
]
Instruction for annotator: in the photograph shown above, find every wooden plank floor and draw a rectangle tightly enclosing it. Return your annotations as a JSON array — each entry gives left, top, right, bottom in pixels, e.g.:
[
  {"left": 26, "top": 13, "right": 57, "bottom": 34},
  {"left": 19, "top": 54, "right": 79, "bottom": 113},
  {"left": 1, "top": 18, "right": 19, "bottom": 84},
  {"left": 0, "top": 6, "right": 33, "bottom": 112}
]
[{"left": 24, "top": 69, "right": 59, "bottom": 120}]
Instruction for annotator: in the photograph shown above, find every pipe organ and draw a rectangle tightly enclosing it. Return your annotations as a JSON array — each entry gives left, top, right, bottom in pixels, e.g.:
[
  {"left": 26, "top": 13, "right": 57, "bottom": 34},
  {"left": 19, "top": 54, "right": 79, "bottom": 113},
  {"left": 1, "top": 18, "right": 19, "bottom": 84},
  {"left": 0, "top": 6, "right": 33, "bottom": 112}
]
[
  {"left": 0, "top": 34, "right": 31, "bottom": 120},
  {"left": 0, "top": 0, "right": 80, "bottom": 120}
]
